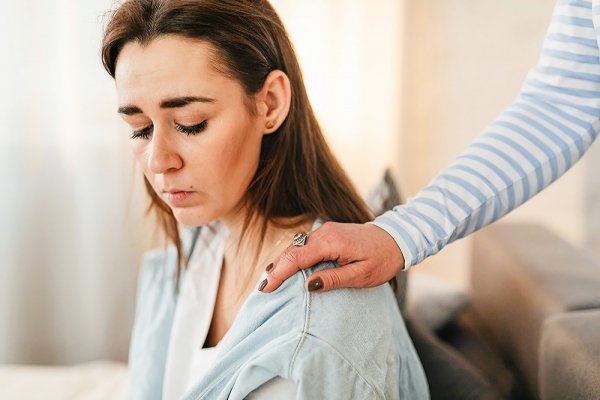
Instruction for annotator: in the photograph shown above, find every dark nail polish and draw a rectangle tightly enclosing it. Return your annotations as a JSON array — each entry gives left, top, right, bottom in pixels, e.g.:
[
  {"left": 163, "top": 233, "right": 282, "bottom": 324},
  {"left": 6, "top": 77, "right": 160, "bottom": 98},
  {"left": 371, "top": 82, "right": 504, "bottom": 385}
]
[
  {"left": 258, "top": 279, "right": 268, "bottom": 292},
  {"left": 307, "top": 277, "right": 323, "bottom": 292},
  {"left": 265, "top": 263, "right": 274, "bottom": 273}
]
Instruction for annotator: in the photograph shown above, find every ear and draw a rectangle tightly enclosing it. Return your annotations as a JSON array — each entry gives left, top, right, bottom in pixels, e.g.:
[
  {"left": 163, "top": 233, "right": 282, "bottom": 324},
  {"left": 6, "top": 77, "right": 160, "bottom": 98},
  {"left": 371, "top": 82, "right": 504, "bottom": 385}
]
[{"left": 258, "top": 70, "right": 291, "bottom": 134}]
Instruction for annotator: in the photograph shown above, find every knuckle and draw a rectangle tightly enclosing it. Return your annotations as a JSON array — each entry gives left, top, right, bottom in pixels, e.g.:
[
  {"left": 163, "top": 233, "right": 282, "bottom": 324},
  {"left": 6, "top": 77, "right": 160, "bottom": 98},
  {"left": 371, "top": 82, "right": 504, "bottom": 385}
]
[
  {"left": 324, "top": 270, "right": 342, "bottom": 289},
  {"left": 324, "top": 229, "right": 342, "bottom": 248},
  {"left": 321, "top": 221, "right": 335, "bottom": 233}
]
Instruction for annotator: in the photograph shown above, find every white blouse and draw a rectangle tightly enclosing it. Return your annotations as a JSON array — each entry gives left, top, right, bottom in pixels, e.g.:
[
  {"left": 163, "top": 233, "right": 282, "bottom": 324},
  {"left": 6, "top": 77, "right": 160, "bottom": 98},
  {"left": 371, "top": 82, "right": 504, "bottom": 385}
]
[{"left": 162, "top": 220, "right": 296, "bottom": 400}]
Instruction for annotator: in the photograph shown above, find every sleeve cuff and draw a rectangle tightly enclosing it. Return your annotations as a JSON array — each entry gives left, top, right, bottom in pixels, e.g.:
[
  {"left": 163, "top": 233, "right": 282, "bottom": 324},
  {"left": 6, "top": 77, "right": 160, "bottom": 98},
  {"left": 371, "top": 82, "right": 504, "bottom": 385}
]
[{"left": 368, "top": 217, "right": 416, "bottom": 270}]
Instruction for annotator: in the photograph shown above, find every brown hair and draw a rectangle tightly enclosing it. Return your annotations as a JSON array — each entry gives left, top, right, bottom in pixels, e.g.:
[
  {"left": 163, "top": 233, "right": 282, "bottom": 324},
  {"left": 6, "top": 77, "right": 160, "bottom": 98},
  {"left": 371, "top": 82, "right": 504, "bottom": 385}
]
[{"left": 102, "top": 0, "right": 373, "bottom": 282}]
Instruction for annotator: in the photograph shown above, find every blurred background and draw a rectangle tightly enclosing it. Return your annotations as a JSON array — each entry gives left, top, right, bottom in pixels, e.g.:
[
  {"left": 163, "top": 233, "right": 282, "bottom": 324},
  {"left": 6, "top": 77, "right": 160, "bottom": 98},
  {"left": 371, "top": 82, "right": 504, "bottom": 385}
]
[{"left": 1, "top": 0, "right": 595, "bottom": 368}]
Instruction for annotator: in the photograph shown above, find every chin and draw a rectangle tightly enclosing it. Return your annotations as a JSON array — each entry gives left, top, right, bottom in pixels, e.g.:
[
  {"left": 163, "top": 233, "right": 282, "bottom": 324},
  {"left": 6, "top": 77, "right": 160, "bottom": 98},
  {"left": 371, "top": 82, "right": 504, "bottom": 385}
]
[{"left": 171, "top": 207, "right": 219, "bottom": 227}]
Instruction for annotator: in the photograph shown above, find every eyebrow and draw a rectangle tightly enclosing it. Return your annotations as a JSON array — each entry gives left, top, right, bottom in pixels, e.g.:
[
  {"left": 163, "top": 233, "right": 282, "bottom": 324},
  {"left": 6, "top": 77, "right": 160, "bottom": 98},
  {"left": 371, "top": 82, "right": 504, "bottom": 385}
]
[{"left": 117, "top": 96, "right": 216, "bottom": 115}]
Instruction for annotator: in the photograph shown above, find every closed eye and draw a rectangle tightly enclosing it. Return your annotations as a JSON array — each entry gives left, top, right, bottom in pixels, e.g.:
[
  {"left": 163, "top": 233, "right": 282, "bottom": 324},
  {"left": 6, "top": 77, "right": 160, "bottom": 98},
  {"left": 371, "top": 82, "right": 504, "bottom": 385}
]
[
  {"left": 131, "top": 125, "right": 153, "bottom": 140},
  {"left": 175, "top": 120, "right": 208, "bottom": 135}
]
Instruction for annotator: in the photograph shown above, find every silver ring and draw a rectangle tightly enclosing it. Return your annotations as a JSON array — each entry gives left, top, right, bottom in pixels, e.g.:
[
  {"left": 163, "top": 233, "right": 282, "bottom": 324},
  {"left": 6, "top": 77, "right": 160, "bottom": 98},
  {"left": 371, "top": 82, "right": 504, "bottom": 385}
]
[{"left": 293, "top": 233, "right": 308, "bottom": 247}]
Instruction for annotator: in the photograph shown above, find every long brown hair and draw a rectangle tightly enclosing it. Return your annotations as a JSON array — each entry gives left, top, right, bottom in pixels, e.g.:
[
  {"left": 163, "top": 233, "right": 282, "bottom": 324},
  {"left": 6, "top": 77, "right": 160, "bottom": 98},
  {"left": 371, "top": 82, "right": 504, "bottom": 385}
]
[{"left": 102, "top": 0, "right": 373, "bottom": 281}]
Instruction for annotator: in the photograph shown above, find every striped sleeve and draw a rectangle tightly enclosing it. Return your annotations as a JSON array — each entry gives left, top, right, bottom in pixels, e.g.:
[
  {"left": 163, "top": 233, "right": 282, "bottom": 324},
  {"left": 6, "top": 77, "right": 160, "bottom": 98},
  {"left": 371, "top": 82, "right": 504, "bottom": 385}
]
[{"left": 372, "top": 0, "right": 600, "bottom": 269}]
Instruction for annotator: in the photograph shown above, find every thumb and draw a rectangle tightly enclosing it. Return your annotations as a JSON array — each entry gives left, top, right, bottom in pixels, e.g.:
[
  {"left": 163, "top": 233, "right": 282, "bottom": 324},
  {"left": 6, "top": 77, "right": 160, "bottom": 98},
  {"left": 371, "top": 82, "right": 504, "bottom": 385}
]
[{"left": 305, "top": 262, "right": 373, "bottom": 293}]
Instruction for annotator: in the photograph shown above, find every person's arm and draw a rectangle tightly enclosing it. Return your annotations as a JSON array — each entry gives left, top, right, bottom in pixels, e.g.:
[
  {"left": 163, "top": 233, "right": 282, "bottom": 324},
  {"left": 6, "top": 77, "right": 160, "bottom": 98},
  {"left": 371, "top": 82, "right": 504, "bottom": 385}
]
[{"left": 260, "top": 0, "right": 600, "bottom": 293}]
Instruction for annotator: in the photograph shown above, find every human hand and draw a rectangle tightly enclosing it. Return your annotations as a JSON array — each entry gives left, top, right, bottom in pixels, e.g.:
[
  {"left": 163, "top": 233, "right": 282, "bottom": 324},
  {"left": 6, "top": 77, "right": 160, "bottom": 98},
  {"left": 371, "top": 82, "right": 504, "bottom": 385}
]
[{"left": 259, "top": 222, "right": 405, "bottom": 293}]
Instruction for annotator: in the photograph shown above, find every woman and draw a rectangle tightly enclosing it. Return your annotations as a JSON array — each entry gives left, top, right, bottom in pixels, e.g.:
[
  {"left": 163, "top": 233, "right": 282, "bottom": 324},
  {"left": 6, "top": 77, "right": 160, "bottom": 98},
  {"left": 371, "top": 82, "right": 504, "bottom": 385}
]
[{"left": 102, "top": 0, "right": 429, "bottom": 398}]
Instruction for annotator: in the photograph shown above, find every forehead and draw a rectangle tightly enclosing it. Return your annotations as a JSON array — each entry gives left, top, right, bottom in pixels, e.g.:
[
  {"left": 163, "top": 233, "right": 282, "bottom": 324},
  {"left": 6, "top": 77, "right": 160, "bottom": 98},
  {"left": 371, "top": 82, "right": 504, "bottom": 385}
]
[{"left": 114, "top": 36, "right": 239, "bottom": 104}]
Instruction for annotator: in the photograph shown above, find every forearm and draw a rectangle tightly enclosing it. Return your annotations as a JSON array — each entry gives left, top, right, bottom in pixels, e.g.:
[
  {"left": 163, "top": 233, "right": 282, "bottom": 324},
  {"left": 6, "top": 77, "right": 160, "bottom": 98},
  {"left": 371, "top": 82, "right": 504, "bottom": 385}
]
[{"left": 375, "top": 0, "right": 600, "bottom": 268}]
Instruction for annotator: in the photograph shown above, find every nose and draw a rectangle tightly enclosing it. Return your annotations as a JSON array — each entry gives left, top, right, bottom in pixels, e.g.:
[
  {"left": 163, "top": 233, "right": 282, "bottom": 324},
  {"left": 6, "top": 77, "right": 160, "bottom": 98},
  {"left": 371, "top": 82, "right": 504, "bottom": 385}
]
[{"left": 147, "top": 127, "right": 183, "bottom": 174}]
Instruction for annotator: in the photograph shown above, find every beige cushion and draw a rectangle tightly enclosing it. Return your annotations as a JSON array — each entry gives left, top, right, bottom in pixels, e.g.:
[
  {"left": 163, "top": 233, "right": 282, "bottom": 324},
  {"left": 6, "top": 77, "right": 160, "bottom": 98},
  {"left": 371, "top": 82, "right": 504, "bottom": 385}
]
[{"left": 0, "top": 361, "right": 128, "bottom": 400}]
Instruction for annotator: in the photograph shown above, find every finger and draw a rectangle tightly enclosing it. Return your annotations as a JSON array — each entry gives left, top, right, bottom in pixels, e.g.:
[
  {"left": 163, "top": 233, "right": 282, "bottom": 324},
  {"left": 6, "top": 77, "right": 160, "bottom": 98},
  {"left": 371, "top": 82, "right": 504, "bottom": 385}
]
[
  {"left": 305, "top": 261, "right": 375, "bottom": 293},
  {"left": 258, "top": 244, "right": 322, "bottom": 293},
  {"left": 260, "top": 227, "right": 342, "bottom": 293},
  {"left": 257, "top": 273, "right": 282, "bottom": 293},
  {"left": 268, "top": 230, "right": 337, "bottom": 286}
]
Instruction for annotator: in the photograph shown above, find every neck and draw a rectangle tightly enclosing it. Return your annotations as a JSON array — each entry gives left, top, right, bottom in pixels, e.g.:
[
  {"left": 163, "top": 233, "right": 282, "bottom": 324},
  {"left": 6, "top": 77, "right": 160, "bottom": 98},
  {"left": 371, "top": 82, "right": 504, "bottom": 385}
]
[
  {"left": 221, "top": 216, "right": 287, "bottom": 276},
  {"left": 219, "top": 210, "right": 313, "bottom": 290}
]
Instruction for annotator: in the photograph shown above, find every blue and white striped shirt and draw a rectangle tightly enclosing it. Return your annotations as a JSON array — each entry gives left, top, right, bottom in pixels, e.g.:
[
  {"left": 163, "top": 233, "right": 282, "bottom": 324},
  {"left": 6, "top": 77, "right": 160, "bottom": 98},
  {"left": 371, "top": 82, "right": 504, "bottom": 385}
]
[{"left": 373, "top": 0, "right": 600, "bottom": 269}]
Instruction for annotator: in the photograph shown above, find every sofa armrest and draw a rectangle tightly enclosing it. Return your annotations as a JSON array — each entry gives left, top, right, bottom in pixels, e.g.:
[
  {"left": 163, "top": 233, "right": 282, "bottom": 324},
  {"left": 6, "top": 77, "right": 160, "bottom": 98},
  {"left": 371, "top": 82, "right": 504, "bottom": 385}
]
[
  {"left": 539, "top": 310, "right": 600, "bottom": 400},
  {"left": 471, "top": 224, "right": 600, "bottom": 395}
]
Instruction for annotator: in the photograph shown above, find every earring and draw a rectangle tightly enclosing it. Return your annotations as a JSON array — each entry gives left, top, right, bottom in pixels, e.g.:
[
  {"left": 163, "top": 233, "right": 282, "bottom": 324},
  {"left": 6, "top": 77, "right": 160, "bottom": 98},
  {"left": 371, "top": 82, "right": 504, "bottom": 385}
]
[{"left": 266, "top": 121, "right": 276, "bottom": 129}]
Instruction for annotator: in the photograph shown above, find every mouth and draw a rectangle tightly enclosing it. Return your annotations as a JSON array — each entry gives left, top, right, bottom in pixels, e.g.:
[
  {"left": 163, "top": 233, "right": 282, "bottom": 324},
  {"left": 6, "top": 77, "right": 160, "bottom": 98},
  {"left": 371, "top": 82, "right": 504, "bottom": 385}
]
[{"left": 162, "top": 190, "right": 196, "bottom": 205}]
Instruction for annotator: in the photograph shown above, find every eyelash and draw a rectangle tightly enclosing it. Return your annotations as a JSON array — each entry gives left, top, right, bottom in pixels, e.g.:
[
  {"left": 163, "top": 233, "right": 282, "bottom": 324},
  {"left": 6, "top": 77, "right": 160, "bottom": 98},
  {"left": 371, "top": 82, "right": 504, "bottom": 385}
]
[
  {"left": 130, "top": 126, "right": 153, "bottom": 140},
  {"left": 130, "top": 120, "right": 208, "bottom": 140},
  {"left": 175, "top": 120, "right": 208, "bottom": 135}
]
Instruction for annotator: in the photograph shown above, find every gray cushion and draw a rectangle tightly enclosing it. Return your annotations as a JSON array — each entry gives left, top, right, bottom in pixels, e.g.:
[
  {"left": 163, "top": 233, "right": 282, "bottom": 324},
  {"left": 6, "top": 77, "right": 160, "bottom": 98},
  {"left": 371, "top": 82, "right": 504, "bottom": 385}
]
[
  {"left": 471, "top": 224, "right": 600, "bottom": 394},
  {"left": 540, "top": 310, "right": 600, "bottom": 400},
  {"left": 406, "top": 274, "right": 470, "bottom": 332}
]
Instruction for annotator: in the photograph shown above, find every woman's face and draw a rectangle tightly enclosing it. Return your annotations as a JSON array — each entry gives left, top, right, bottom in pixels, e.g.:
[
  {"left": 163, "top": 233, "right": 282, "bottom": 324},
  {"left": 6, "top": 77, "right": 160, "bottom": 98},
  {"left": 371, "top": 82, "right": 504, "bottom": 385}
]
[{"left": 115, "top": 36, "right": 266, "bottom": 227}]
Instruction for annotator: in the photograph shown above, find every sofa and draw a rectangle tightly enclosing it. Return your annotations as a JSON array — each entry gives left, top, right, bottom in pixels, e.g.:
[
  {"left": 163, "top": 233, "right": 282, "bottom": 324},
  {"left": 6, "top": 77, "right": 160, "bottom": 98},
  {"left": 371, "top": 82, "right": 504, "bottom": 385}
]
[
  {"left": 413, "top": 223, "right": 600, "bottom": 400},
  {"left": 470, "top": 223, "right": 600, "bottom": 399}
]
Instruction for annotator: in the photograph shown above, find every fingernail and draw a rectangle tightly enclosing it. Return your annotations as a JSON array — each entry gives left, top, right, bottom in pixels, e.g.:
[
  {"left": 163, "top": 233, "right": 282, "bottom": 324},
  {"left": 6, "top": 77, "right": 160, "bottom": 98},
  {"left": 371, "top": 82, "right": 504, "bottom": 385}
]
[
  {"left": 265, "top": 263, "right": 274, "bottom": 273},
  {"left": 258, "top": 279, "right": 268, "bottom": 292},
  {"left": 307, "top": 277, "right": 323, "bottom": 292}
]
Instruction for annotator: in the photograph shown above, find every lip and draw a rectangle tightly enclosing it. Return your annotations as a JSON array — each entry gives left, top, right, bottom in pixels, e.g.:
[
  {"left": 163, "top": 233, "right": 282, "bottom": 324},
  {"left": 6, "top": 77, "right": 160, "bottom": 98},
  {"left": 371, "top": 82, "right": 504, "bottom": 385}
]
[{"left": 162, "top": 190, "right": 195, "bottom": 205}]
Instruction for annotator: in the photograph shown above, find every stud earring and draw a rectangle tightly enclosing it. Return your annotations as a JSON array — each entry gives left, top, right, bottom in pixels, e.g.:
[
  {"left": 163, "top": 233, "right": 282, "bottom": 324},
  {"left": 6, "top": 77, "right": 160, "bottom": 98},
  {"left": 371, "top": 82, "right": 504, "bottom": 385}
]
[{"left": 266, "top": 121, "right": 275, "bottom": 129}]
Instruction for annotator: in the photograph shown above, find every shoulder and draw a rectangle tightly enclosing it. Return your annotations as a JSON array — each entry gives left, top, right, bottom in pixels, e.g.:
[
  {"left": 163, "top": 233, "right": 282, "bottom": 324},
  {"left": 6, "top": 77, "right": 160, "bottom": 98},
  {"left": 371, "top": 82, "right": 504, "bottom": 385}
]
[
  {"left": 265, "top": 260, "right": 402, "bottom": 380},
  {"left": 184, "top": 260, "right": 425, "bottom": 399},
  {"left": 234, "top": 259, "right": 400, "bottom": 364},
  {"left": 290, "top": 262, "right": 431, "bottom": 398},
  {"left": 297, "top": 261, "right": 401, "bottom": 367},
  {"left": 228, "top": 259, "right": 397, "bottom": 342},
  {"left": 264, "top": 261, "right": 405, "bottom": 398},
  {"left": 301, "top": 260, "right": 399, "bottom": 337}
]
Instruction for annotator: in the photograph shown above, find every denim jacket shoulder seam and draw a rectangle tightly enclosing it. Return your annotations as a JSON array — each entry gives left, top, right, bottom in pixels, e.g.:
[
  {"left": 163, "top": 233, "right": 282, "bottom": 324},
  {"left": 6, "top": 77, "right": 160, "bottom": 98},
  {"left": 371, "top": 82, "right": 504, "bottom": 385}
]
[
  {"left": 289, "top": 269, "right": 312, "bottom": 377},
  {"left": 288, "top": 261, "right": 380, "bottom": 399},
  {"left": 303, "top": 333, "right": 380, "bottom": 398}
]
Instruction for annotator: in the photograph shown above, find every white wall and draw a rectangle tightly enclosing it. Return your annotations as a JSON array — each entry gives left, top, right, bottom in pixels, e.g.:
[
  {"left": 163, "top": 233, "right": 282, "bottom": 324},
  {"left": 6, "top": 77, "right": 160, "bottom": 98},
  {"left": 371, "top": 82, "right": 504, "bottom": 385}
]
[
  {"left": 0, "top": 0, "right": 146, "bottom": 365},
  {"left": 270, "top": 0, "right": 406, "bottom": 196}
]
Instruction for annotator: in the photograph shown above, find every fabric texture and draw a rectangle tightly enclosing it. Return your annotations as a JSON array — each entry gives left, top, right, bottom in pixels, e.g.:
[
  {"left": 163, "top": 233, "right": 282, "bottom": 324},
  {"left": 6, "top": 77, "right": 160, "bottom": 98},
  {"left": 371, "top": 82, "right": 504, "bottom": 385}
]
[
  {"left": 129, "top": 221, "right": 430, "bottom": 400},
  {"left": 373, "top": 0, "right": 600, "bottom": 269},
  {"left": 540, "top": 309, "right": 600, "bottom": 400}
]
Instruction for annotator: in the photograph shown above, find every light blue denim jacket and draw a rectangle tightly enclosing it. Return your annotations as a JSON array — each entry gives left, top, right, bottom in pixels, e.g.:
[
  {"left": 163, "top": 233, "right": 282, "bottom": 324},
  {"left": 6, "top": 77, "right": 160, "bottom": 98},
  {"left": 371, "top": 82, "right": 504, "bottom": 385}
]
[{"left": 129, "top": 231, "right": 430, "bottom": 400}]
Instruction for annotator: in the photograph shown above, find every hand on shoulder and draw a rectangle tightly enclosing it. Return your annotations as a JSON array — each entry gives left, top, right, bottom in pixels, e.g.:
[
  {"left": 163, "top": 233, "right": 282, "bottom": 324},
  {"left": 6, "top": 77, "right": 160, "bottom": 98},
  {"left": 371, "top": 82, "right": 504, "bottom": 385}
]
[{"left": 260, "top": 222, "right": 405, "bottom": 293}]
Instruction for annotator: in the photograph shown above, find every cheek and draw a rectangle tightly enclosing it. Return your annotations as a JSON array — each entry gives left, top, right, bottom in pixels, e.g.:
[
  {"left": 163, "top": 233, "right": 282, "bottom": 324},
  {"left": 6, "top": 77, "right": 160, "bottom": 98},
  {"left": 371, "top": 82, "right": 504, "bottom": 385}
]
[
  {"left": 188, "top": 126, "right": 260, "bottom": 207},
  {"left": 223, "top": 129, "right": 262, "bottom": 193}
]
